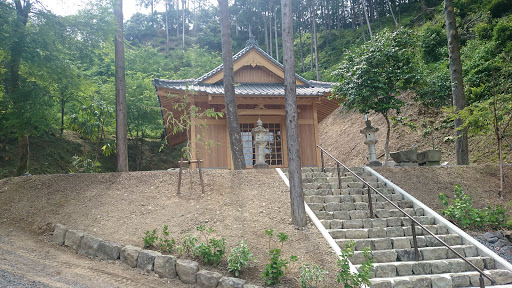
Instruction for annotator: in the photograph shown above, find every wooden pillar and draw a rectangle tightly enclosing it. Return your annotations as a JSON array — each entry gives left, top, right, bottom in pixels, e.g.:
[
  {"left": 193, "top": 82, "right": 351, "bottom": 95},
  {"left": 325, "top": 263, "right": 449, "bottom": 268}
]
[{"left": 313, "top": 101, "right": 321, "bottom": 167}]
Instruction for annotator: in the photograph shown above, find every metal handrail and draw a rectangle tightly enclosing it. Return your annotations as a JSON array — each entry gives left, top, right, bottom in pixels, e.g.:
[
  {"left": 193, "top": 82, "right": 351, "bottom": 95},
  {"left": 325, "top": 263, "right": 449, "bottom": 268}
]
[{"left": 317, "top": 145, "right": 494, "bottom": 287}]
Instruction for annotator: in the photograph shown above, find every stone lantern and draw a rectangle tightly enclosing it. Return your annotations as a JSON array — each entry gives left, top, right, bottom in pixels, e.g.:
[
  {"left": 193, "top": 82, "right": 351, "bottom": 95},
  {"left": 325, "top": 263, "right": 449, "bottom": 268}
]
[
  {"left": 360, "top": 120, "right": 381, "bottom": 166},
  {"left": 252, "top": 118, "right": 269, "bottom": 169}
]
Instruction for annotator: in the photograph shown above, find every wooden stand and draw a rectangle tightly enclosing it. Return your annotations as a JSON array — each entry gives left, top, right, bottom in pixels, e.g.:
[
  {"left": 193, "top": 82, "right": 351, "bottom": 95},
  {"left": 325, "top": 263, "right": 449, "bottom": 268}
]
[{"left": 177, "top": 159, "right": 205, "bottom": 195}]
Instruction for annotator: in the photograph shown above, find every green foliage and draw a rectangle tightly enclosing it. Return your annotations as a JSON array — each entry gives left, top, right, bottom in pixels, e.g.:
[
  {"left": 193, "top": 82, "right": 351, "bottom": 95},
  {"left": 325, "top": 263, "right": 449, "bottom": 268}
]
[
  {"left": 299, "top": 263, "right": 328, "bottom": 288},
  {"left": 143, "top": 228, "right": 158, "bottom": 248},
  {"left": 331, "top": 28, "right": 418, "bottom": 116},
  {"left": 261, "top": 230, "right": 298, "bottom": 285},
  {"left": 415, "top": 61, "right": 452, "bottom": 108},
  {"left": 488, "top": 0, "right": 512, "bottom": 18},
  {"left": 336, "top": 241, "right": 374, "bottom": 288},
  {"left": 194, "top": 225, "right": 226, "bottom": 266},
  {"left": 493, "top": 16, "right": 512, "bottom": 51},
  {"left": 179, "top": 234, "right": 198, "bottom": 256},
  {"left": 419, "top": 22, "right": 447, "bottom": 64},
  {"left": 143, "top": 225, "right": 176, "bottom": 253},
  {"left": 439, "top": 185, "right": 510, "bottom": 230},
  {"left": 70, "top": 155, "right": 101, "bottom": 173},
  {"left": 227, "top": 241, "right": 256, "bottom": 277}
]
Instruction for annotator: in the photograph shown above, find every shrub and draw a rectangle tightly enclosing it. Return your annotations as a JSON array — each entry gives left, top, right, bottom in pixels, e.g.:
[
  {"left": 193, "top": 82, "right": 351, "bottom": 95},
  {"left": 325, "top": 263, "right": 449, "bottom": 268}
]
[
  {"left": 143, "top": 228, "right": 158, "bottom": 249},
  {"left": 194, "top": 225, "right": 226, "bottom": 266},
  {"left": 227, "top": 241, "right": 256, "bottom": 277},
  {"left": 337, "top": 241, "right": 374, "bottom": 288},
  {"left": 261, "top": 230, "right": 298, "bottom": 285},
  {"left": 299, "top": 263, "right": 328, "bottom": 288},
  {"left": 143, "top": 225, "right": 176, "bottom": 253},
  {"left": 439, "top": 185, "right": 510, "bottom": 230}
]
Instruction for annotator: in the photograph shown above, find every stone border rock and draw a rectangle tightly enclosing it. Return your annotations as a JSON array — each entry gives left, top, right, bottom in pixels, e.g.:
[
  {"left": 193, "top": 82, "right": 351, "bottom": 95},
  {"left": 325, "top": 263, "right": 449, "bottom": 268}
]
[{"left": 51, "top": 224, "right": 262, "bottom": 288}]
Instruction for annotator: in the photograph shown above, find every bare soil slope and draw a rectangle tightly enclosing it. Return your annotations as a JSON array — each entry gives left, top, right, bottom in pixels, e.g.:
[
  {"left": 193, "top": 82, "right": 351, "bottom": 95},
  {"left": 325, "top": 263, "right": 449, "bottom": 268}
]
[
  {"left": 319, "top": 92, "right": 511, "bottom": 167},
  {"left": 0, "top": 169, "right": 339, "bottom": 287}
]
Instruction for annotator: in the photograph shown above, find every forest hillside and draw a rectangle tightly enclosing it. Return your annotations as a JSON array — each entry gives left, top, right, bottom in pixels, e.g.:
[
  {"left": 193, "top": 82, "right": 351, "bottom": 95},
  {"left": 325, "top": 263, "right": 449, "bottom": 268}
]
[{"left": 1, "top": 0, "right": 511, "bottom": 178}]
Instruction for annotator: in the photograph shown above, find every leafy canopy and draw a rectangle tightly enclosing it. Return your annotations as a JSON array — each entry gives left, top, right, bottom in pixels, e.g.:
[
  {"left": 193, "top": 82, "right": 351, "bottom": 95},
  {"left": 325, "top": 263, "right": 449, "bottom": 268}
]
[{"left": 331, "top": 28, "right": 418, "bottom": 116}]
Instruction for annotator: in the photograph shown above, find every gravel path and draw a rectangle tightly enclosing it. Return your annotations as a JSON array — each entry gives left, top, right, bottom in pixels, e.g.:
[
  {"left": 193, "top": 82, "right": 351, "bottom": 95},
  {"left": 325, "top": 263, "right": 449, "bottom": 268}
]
[
  {"left": 0, "top": 269, "right": 49, "bottom": 288},
  {"left": 0, "top": 225, "right": 193, "bottom": 288}
]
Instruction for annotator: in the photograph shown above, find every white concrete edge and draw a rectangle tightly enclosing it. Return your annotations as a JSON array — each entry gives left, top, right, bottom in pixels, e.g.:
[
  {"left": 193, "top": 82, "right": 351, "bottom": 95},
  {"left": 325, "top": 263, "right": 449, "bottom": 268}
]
[
  {"left": 275, "top": 168, "right": 363, "bottom": 278},
  {"left": 364, "top": 166, "right": 512, "bottom": 272}
]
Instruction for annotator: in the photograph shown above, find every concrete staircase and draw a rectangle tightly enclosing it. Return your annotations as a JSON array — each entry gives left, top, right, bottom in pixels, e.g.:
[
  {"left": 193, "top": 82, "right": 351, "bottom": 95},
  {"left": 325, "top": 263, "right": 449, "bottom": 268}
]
[{"left": 297, "top": 167, "right": 512, "bottom": 288}]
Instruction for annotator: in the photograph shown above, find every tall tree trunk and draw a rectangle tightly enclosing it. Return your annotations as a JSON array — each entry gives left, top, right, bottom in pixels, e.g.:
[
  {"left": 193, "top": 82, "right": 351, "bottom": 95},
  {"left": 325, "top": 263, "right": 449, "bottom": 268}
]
[
  {"left": 299, "top": 24, "right": 305, "bottom": 73},
  {"left": 165, "top": 0, "right": 169, "bottom": 44},
  {"left": 350, "top": 0, "right": 356, "bottom": 30},
  {"left": 383, "top": 112, "right": 390, "bottom": 164},
  {"left": 114, "top": 0, "right": 129, "bottom": 172},
  {"left": 444, "top": 0, "right": 469, "bottom": 165},
  {"left": 11, "top": 0, "right": 31, "bottom": 176},
  {"left": 281, "top": 0, "right": 306, "bottom": 228},
  {"left": 264, "top": 14, "right": 269, "bottom": 52},
  {"left": 361, "top": 0, "right": 373, "bottom": 39},
  {"left": 359, "top": 1, "right": 367, "bottom": 42},
  {"left": 182, "top": 0, "right": 185, "bottom": 49},
  {"left": 386, "top": 0, "right": 398, "bottom": 26},
  {"left": 176, "top": 0, "right": 180, "bottom": 37},
  {"left": 269, "top": 11, "right": 273, "bottom": 57},
  {"left": 312, "top": 2, "right": 320, "bottom": 80},
  {"left": 274, "top": 7, "right": 279, "bottom": 62},
  {"left": 218, "top": 0, "right": 246, "bottom": 170}
]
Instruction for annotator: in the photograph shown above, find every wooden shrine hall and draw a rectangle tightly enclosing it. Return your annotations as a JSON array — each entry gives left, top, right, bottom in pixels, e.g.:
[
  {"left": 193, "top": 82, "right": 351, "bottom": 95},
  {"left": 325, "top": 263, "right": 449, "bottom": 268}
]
[{"left": 154, "top": 38, "right": 338, "bottom": 169}]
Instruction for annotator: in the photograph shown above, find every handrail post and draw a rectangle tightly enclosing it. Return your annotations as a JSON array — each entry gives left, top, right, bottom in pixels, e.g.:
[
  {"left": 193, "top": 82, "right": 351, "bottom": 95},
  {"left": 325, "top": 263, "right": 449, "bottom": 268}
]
[
  {"left": 337, "top": 163, "right": 342, "bottom": 189},
  {"left": 177, "top": 158, "right": 183, "bottom": 195},
  {"left": 479, "top": 274, "right": 485, "bottom": 288},
  {"left": 367, "top": 186, "right": 374, "bottom": 219},
  {"left": 411, "top": 222, "right": 419, "bottom": 261},
  {"left": 321, "top": 149, "right": 325, "bottom": 172}
]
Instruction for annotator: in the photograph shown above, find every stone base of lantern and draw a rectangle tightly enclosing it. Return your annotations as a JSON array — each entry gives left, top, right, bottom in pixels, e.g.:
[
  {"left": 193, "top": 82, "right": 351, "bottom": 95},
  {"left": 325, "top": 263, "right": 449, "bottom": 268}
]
[
  {"left": 367, "top": 161, "right": 382, "bottom": 167},
  {"left": 253, "top": 163, "right": 269, "bottom": 169}
]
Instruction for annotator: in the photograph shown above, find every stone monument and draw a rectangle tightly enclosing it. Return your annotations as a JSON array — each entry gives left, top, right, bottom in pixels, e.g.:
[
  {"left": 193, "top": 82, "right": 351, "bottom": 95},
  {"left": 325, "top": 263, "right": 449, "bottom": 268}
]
[
  {"left": 252, "top": 118, "right": 269, "bottom": 169},
  {"left": 360, "top": 120, "right": 382, "bottom": 167}
]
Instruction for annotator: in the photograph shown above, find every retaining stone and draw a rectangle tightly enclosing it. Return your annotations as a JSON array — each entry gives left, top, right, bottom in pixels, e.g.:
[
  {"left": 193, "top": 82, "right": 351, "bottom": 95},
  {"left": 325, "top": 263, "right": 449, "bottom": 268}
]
[
  {"left": 97, "top": 241, "right": 121, "bottom": 260},
  {"left": 422, "top": 247, "right": 447, "bottom": 260},
  {"left": 373, "top": 238, "right": 392, "bottom": 250},
  {"left": 78, "top": 234, "right": 101, "bottom": 257},
  {"left": 370, "top": 279, "right": 392, "bottom": 288},
  {"left": 409, "top": 276, "right": 431, "bottom": 287},
  {"left": 176, "top": 259, "right": 199, "bottom": 284},
  {"left": 197, "top": 270, "right": 223, "bottom": 288},
  {"left": 243, "top": 285, "right": 263, "bottom": 288},
  {"left": 375, "top": 265, "right": 396, "bottom": 277},
  {"left": 137, "top": 249, "right": 161, "bottom": 271},
  {"left": 487, "top": 269, "right": 512, "bottom": 285},
  {"left": 395, "top": 262, "right": 413, "bottom": 276},
  {"left": 154, "top": 255, "right": 176, "bottom": 278},
  {"left": 121, "top": 245, "right": 141, "bottom": 268},
  {"left": 412, "top": 262, "right": 431, "bottom": 275},
  {"left": 393, "top": 278, "right": 413, "bottom": 288},
  {"left": 451, "top": 274, "right": 470, "bottom": 287},
  {"left": 64, "top": 229, "right": 85, "bottom": 252},
  {"left": 392, "top": 237, "right": 411, "bottom": 249},
  {"left": 431, "top": 260, "right": 448, "bottom": 274},
  {"left": 431, "top": 275, "right": 452, "bottom": 288},
  {"left": 52, "top": 224, "right": 68, "bottom": 245},
  {"left": 217, "top": 276, "right": 246, "bottom": 288}
]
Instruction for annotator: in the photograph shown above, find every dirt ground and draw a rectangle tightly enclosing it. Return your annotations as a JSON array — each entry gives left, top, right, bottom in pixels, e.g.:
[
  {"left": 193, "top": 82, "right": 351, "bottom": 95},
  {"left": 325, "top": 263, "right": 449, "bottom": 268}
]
[
  {"left": 373, "top": 164, "right": 512, "bottom": 227},
  {"left": 0, "top": 169, "right": 340, "bottom": 287}
]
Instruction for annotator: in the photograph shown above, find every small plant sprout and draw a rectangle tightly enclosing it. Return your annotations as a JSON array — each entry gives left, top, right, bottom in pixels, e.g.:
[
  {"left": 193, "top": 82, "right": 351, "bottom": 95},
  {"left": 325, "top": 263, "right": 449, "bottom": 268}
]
[
  {"left": 227, "top": 241, "right": 257, "bottom": 277},
  {"left": 143, "top": 229, "right": 158, "bottom": 248},
  {"left": 337, "top": 240, "right": 374, "bottom": 288},
  {"left": 261, "top": 230, "right": 298, "bottom": 285},
  {"left": 299, "top": 263, "right": 328, "bottom": 288}
]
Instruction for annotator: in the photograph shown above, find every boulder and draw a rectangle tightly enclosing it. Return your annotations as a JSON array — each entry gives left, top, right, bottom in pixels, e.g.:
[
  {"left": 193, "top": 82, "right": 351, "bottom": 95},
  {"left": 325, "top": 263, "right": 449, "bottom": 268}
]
[
  {"left": 154, "top": 255, "right": 177, "bottom": 278},
  {"left": 97, "top": 241, "right": 121, "bottom": 260},
  {"left": 137, "top": 250, "right": 161, "bottom": 271},
  {"left": 64, "top": 230, "right": 85, "bottom": 252},
  {"left": 176, "top": 259, "right": 199, "bottom": 284},
  {"left": 52, "top": 224, "right": 68, "bottom": 245},
  {"left": 196, "top": 270, "right": 223, "bottom": 288},
  {"left": 78, "top": 234, "right": 101, "bottom": 257},
  {"left": 390, "top": 149, "right": 417, "bottom": 163},
  {"left": 217, "top": 276, "right": 246, "bottom": 288},
  {"left": 120, "top": 245, "right": 141, "bottom": 268}
]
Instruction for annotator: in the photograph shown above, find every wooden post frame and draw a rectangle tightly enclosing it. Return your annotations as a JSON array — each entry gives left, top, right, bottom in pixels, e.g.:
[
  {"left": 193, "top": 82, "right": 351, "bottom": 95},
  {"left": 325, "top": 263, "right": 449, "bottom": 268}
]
[{"left": 177, "top": 159, "right": 205, "bottom": 195}]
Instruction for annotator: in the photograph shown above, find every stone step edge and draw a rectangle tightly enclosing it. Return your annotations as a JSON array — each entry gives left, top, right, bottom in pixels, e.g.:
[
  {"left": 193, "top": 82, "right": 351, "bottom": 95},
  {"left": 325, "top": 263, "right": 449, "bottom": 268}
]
[
  {"left": 369, "top": 269, "right": 512, "bottom": 286},
  {"left": 52, "top": 224, "right": 260, "bottom": 288},
  {"left": 365, "top": 166, "right": 512, "bottom": 273},
  {"left": 274, "top": 168, "right": 366, "bottom": 285},
  {"left": 354, "top": 256, "right": 493, "bottom": 269}
]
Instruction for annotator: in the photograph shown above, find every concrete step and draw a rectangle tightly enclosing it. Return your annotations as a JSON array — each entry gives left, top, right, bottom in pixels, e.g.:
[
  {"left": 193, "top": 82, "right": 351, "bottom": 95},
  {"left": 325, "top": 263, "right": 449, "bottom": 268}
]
[
  {"left": 335, "top": 234, "right": 463, "bottom": 251},
  {"left": 303, "top": 187, "right": 395, "bottom": 196},
  {"left": 350, "top": 245, "right": 477, "bottom": 264},
  {"left": 357, "top": 256, "right": 494, "bottom": 278},
  {"left": 369, "top": 269, "right": 512, "bottom": 287},
  {"left": 305, "top": 193, "right": 405, "bottom": 204},
  {"left": 314, "top": 207, "right": 425, "bottom": 221},
  {"left": 309, "top": 200, "right": 414, "bottom": 213},
  {"left": 319, "top": 215, "right": 435, "bottom": 230},
  {"left": 328, "top": 224, "right": 449, "bottom": 240}
]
